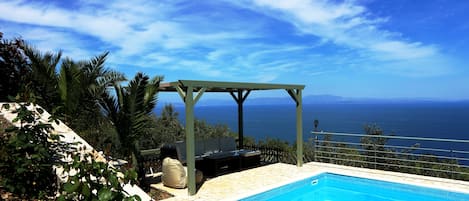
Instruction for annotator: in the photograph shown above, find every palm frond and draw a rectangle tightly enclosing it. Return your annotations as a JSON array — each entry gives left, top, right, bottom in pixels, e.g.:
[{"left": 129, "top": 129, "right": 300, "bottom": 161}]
[
  {"left": 143, "top": 75, "right": 163, "bottom": 112},
  {"left": 99, "top": 90, "right": 119, "bottom": 125},
  {"left": 58, "top": 59, "right": 82, "bottom": 119},
  {"left": 89, "top": 51, "right": 109, "bottom": 71},
  {"left": 21, "top": 44, "right": 61, "bottom": 109}
]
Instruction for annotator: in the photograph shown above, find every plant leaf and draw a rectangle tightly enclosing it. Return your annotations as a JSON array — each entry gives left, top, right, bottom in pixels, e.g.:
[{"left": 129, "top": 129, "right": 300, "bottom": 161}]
[
  {"left": 98, "top": 187, "right": 113, "bottom": 201},
  {"left": 63, "top": 181, "right": 80, "bottom": 193}
]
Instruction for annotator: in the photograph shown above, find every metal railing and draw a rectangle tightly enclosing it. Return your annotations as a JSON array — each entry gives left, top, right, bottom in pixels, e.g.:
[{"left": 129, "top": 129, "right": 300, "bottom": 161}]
[
  {"left": 311, "top": 131, "right": 469, "bottom": 181},
  {"left": 243, "top": 145, "right": 297, "bottom": 164},
  {"left": 140, "top": 148, "right": 161, "bottom": 174}
]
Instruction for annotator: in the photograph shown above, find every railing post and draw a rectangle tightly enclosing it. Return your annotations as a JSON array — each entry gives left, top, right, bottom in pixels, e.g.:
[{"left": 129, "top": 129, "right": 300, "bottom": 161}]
[
  {"left": 450, "top": 150, "right": 454, "bottom": 179},
  {"left": 313, "top": 132, "right": 317, "bottom": 162},
  {"left": 374, "top": 144, "right": 377, "bottom": 169},
  {"left": 275, "top": 148, "right": 278, "bottom": 163}
]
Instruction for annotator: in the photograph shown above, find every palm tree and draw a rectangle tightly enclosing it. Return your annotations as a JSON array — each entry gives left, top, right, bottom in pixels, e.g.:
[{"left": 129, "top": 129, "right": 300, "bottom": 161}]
[
  {"left": 0, "top": 34, "right": 31, "bottom": 101},
  {"left": 20, "top": 45, "right": 126, "bottom": 150},
  {"left": 21, "top": 44, "right": 62, "bottom": 109},
  {"left": 58, "top": 52, "right": 126, "bottom": 125},
  {"left": 56, "top": 52, "right": 127, "bottom": 151},
  {"left": 99, "top": 72, "right": 163, "bottom": 178},
  {"left": 57, "top": 58, "right": 82, "bottom": 121},
  {"left": 23, "top": 45, "right": 124, "bottom": 123}
]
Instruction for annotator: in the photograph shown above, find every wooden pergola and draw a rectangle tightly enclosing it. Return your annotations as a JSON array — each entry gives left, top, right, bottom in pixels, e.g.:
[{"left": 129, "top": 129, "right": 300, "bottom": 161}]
[{"left": 158, "top": 80, "right": 305, "bottom": 195}]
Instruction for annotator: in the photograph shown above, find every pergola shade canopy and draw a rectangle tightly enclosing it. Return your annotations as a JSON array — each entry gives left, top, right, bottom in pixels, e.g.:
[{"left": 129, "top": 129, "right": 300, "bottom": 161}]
[
  {"left": 159, "top": 80, "right": 305, "bottom": 92},
  {"left": 158, "top": 80, "right": 305, "bottom": 196}
]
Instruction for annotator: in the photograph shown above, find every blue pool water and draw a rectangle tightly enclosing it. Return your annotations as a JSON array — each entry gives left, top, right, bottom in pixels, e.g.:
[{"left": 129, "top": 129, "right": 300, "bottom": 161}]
[{"left": 239, "top": 173, "right": 469, "bottom": 201}]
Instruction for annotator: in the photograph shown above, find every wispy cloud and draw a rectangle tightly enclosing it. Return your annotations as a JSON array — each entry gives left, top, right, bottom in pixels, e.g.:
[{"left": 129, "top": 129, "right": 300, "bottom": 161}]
[
  {"left": 0, "top": 0, "right": 459, "bottom": 83},
  {"left": 232, "top": 0, "right": 454, "bottom": 76},
  {"left": 0, "top": 0, "right": 257, "bottom": 78},
  {"left": 0, "top": 0, "right": 132, "bottom": 42},
  {"left": 1, "top": 24, "right": 102, "bottom": 60}
]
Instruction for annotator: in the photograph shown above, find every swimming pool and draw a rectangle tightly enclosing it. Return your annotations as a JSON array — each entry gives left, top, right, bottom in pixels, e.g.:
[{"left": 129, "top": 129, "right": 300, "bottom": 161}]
[{"left": 239, "top": 173, "right": 469, "bottom": 201}]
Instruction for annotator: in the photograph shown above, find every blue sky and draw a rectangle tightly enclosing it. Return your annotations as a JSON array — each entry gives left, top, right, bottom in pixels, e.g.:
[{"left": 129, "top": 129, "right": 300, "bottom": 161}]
[{"left": 1, "top": 0, "right": 469, "bottom": 101}]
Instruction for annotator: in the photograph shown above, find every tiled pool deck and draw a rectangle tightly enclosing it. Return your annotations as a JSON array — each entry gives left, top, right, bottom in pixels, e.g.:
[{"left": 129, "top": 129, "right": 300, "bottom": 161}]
[{"left": 151, "top": 162, "right": 469, "bottom": 201}]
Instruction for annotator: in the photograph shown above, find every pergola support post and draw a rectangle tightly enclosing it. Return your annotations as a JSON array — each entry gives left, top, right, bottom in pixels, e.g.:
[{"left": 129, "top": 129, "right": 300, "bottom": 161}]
[
  {"left": 230, "top": 90, "right": 251, "bottom": 149},
  {"left": 287, "top": 89, "right": 303, "bottom": 167},
  {"left": 176, "top": 86, "right": 206, "bottom": 195}
]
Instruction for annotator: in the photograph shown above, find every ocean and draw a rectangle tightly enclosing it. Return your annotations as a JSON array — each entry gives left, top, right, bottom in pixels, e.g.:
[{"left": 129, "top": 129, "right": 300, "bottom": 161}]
[{"left": 154, "top": 102, "right": 469, "bottom": 149}]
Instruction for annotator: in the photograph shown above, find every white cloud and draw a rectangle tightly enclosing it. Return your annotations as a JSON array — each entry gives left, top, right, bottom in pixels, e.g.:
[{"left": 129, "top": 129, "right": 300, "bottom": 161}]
[
  {"left": 370, "top": 41, "right": 437, "bottom": 60},
  {"left": 365, "top": 56, "right": 454, "bottom": 77},
  {"left": 0, "top": 0, "right": 457, "bottom": 83},
  {"left": 207, "top": 49, "right": 228, "bottom": 61},
  {"left": 252, "top": 0, "right": 364, "bottom": 25},
  {"left": 0, "top": 0, "right": 132, "bottom": 46},
  {"left": 2, "top": 25, "right": 100, "bottom": 60},
  {"left": 145, "top": 53, "right": 174, "bottom": 64},
  {"left": 0, "top": 0, "right": 260, "bottom": 79},
  {"left": 253, "top": 73, "right": 278, "bottom": 83},
  {"left": 235, "top": 0, "right": 453, "bottom": 76},
  {"left": 175, "top": 60, "right": 224, "bottom": 77},
  {"left": 0, "top": 0, "right": 250, "bottom": 55},
  {"left": 246, "top": 45, "right": 310, "bottom": 61},
  {"left": 307, "top": 70, "right": 337, "bottom": 76}
]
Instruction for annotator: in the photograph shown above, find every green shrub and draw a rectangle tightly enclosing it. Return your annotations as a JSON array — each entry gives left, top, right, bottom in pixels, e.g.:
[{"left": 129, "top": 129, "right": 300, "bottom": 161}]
[
  {"left": 0, "top": 103, "right": 62, "bottom": 199},
  {"left": 0, "top": 103, "right": 141, "bottom": 200},
  {"left": 58, "top": 148, "right": 141, "bottom": 201}
]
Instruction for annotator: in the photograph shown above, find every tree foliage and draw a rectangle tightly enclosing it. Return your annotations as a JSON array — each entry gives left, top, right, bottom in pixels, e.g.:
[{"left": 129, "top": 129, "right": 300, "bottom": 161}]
[
  {"left": 0, "top": 33, "right": 149, "bottom": 199},
  {"left": 0, "top": 102, "right": 141, "bottom": 200},
  {"left": 55, "top": 52, "right": 125, "bottom": 153},
  {"left": 0, "top": 34, "right": 126, "bottom": 156},
  {"left": 140, "top": 104, "right": 183, "bottom": 150},
  {"left": 0, "top": 33, "right": 30, "bottom": 101},
  {"left": 100, "top": 72, "right": 163, "bottom": 181},
  {"left": 194, "top": 119, "right": 234, "bottom": 139},
  {"left": 0, "top": 103, "right": 62, "bottom": 199},
  {"left": 139, "top": 104, "right": 238, "bottom": 150}
]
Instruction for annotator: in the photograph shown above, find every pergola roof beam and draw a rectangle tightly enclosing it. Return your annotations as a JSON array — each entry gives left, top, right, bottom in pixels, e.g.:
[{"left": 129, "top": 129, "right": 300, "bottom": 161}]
[
  {"left": 159, "top": 80, "right": 304, "bottom": 92},
  {"left": 194, "top": 88, "right": 206, "bottom": 104},
  {"left": 175, "top": 85, "right": 186, "bottom": 102},
  {"left": 286, "top": 89, "right": 301, "bottom": 106}
]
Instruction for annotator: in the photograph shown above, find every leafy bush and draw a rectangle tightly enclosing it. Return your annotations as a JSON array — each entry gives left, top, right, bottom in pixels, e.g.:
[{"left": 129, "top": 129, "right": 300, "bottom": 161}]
[
  {"left": 58, "top": 147, "right": 141, "bottom": 201},
  {"left": 0, "top": 103, "right": 62, "bottom": 199},
  {"left": 0, "top": 103, "right": 141, "bottom": 200}
]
